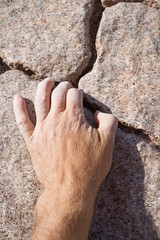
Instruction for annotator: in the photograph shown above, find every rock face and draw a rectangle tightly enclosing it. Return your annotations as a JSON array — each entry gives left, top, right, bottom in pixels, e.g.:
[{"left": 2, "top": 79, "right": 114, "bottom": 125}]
[
  {"left": 79, "top": 3, "right": 160, "bottom": 141},
  {"left": 89, "top": 128, "right": 160, "bottom": 240},
  {"left": 0, "top": 1, "right": 160, "bottom": 240},
  {"left": 0, "top": 0, "right": 93, "bottom": 83},
  {"left": 0, "top": 70, "right": 40, "bottom": 239},
  {"left": 1, "top": 71, "right": 159, "bottom": 239},
  {"left": 85, "top": 108, "right": 160, "bottom": 239},
  {"left": 144, "top": 0, "right": 160, "bottom": 8}
]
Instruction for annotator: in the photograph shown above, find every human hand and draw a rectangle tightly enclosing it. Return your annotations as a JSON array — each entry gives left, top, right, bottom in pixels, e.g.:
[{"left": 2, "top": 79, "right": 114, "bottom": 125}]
[{"left": 13, "top": 78, "right": 118, "bottom": 240}]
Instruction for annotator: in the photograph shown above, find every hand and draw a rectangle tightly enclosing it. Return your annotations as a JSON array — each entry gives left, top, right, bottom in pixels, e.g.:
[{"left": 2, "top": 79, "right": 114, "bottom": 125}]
[{"left": 13, "top": 78, "right": 118, "bottom": 240}]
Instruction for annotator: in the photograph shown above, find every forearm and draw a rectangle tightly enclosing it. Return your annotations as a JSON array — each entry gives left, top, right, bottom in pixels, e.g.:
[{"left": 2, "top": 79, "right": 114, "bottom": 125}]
[{"left": 31, "top": 189, "right": 96, "bottom": 240}]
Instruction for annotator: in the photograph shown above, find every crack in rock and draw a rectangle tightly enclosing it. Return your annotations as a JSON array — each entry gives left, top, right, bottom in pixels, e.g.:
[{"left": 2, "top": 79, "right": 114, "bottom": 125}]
[
  {"left": 10, "top": 62, "right": 35, "bottom": 77},
  {"left": 83, "top": 92, "right": 160, "bottom": 148},
  {"left": 0, "top": 0, "right": 94, "bottom": 83},
  {"left": 76, "top": 0, "right": 104, "bottom": 86},
  {"left": 79, "top": 3, "right": 160, "bottom": 143},
  {"left": 0, "top": 57, "right": 10, "bottom": 75},
  {"left": 101, "top": 0, "right": 160, "bottom": 8}
]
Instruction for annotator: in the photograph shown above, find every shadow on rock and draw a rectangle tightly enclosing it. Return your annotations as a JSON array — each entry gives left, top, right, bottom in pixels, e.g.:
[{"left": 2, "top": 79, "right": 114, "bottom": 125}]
[{"left": 83, "top": 94, "right": 159, "bottom": 240}]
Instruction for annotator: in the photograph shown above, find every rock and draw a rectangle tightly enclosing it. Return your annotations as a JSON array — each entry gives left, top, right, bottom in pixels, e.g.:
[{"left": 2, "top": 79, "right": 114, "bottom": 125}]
[
  {"left": 0, "top": 70, "right": 159, "bottom": 239},
  {"left": 101, "top": 0, "right": 160, "bottom": 8},
  {"left": 143, "top": 0, "right": 160, "bottom": 8},
  {"left": 0, "top": 70, "right": 40, "bottom": 239},
  {"left": 0, "top": 0, "right": 93, "bottom": 83},
  {"left": 84, "top": 108, "right": 160, "bottom": 239},
  {"left": 79, "top": 3, "right": 160, "bottom": 141},
  {"left": 89, "top": 128, "right": 160, "bottom": 240}
]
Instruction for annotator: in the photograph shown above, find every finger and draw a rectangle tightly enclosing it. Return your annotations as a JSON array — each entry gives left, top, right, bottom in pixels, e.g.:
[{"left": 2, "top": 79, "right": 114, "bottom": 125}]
[
  {"left": 95, "top": 111, "right": 118, "bottom": 142},
  {"left": 35, "top": 77, "right": 55, "bottom": 123},
  {"left": 13, "top": 94, "right": 34, "bottom": 141},
  {"left": 50, "top": 81, "right": 72, "bottom": 113},
  {"left": 66, "top": 88, "right": 84, "bottom": 111}
]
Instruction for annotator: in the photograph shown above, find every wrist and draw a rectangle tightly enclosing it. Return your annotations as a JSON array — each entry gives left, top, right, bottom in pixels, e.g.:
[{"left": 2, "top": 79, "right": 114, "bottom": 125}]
[{"left": 32, "top": 188, "right": 96, "bottom": 240}]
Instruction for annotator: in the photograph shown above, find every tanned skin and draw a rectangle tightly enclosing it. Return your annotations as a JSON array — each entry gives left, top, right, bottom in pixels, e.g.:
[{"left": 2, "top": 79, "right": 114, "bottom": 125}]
[{"left": 13, "top": 78, "right": 118, "bottom": 240}]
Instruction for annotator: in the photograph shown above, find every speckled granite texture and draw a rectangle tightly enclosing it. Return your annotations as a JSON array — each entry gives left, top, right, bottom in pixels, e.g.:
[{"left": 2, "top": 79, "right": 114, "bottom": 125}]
[
  {"left": 85, "top": 108, "right": 160, "bottom": 239},
  {"left": 0, "top": 0, "right": 93, "bottom": 83},
  {"left": 1, "top": 70, "right": 160, "bottom": 239},
  {"left": 143, "top": 0, "right": 160, "bottom": 8},
  {"left": 0, "top": 1, "right": 160, "bottom": 240},
  {"left": 79, "top": 3, "right": 160, "bottom": 141},
  {"left": 0, "top": 70, "right": 41, "bottom": 239},
  {"left": 89, "top": 128, "right": 160, "bottom": 240}
]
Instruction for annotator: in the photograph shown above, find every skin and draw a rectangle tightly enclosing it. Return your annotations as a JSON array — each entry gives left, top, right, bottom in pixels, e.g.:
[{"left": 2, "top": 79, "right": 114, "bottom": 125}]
[{"left": 13, "top": 78, "right": 118, "bottom": 240}]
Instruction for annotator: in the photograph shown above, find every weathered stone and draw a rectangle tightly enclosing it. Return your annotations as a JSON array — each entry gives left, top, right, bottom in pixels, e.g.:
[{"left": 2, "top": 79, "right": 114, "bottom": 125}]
[
  {"left": 144, "top": 0, "right": 160, "bottom": 8},
  {"left": 0, "top": 70, "right": 159, "bottom": 239},
  {"left": 0, "top": 70, "right": 40, "bottom": 239},
  {"left": 101, "top": 0, "right": 160, "bottom": 8},
  {"left": 89, "top": 128, "right": 160, "bottom": 239},
  {"left": 79, "top": 3, "right": 160, "bottom": 140},
  {"left": 0, "top": 0, "right": 93, "bottom": 83}
]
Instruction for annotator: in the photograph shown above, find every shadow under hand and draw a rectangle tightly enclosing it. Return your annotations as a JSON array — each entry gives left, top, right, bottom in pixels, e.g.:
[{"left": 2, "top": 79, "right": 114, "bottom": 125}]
[{"left": 84, "top": 95, "right": 159, "bottom": 240}]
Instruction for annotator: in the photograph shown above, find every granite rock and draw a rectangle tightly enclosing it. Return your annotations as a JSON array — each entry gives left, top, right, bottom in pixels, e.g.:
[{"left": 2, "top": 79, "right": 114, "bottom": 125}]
[
  {"left": 79, "top": 3, "right": 160, "bottom": 141},
  {"left": 0, "top": 70, "right": 160, "bottom": 239},
  {"left": 89, "top": 128, "right": 160, "bottom": 240},
  {"left": 0, "top": 0, "right": 93, "bottom": 83},
  {"left": 82, "top": 109, "right": 160, "bottom": 239},
  {"left": 0, "top": 70, "right": 40, "bottom": 239},
  {"left": 144, "top": 0, "right": 160, "bottom": 8}
]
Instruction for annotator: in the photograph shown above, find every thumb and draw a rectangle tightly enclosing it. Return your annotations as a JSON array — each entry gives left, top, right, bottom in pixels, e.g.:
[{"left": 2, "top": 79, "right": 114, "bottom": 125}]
[
  {"left": 13, "top": 94, "right": 34, "bottom": 142},
  {"left": 95, "top": 110, "right": 118, "bottom": 141}
]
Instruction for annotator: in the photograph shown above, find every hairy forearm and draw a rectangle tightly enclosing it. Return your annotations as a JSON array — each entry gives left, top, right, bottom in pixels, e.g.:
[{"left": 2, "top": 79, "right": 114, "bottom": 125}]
[{"left": 31, "top": 189, "right": 96, "bottom": 240}]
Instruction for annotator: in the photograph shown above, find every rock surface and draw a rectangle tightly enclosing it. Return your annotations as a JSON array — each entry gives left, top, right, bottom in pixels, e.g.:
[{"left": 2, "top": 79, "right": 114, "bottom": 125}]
[
  {"left": 0, "top": 71, "right": 159, "bottom": 239},
  {"left": 144, "top": 0, "right": 160, "bottom": 8},
  {"left": 79, "top": 3, "right": 160, "bottom": 140},
  {"left": 0, "top": 2, "right": 160, "bottom": 239},
  {"left": 0, "top": 70, "right": 40, "bottom": 239},
  {"left": 0, "top": 0, "right": 93, "bottom": 83},
  {"left": 89, "top": 128, "right": 160, "bottom": 240}
]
